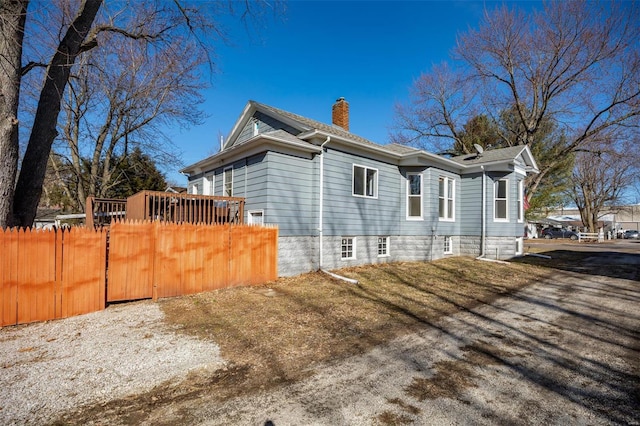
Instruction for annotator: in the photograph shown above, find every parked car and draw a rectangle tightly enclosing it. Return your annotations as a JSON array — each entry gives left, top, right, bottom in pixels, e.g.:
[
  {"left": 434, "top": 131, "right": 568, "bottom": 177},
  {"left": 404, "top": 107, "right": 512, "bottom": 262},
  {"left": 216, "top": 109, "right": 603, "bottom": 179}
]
[
  {"left": 541, "top": 227, "right": 579, "bottom": 240},
  {"left": 623, "top": 230, "right": 640, "bottom": 239}
]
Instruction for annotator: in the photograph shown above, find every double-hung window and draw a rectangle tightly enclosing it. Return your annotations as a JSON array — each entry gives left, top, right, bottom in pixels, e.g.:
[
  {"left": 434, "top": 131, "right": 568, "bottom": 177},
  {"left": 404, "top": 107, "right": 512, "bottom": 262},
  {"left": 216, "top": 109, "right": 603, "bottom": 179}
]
[
  {"left": 438, "top": 177, "right": 455, "bottom": 221},
  {"left": 517, "top": 180, "right": 524, "bottom": 222},
  {"left": 223, "top": 167, "right": 233, "bottom": 197},
  {"left": 353, "top": 165, "right": 378, "bottom": 198},
  {"left": 406, "top": 173, "right": 422, "bottom": 219},
  {"left": 494, "top": 179, "right": 508, "bottom": 221}
]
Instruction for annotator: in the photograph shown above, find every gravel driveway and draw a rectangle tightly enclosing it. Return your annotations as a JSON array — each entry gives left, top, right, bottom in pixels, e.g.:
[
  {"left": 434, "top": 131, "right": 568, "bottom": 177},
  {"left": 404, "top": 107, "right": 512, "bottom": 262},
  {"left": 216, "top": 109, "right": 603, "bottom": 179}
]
[
  {"left": 0, "top": 302, "right": 224, "bottom": 425},
  {"left": 1, "top": 246, "right": 638, "bottom": 425}
]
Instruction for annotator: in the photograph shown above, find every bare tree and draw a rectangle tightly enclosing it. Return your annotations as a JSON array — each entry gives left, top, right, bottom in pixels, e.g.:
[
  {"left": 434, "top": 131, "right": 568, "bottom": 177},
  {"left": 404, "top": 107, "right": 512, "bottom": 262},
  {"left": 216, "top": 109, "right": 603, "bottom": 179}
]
[
  {"left": 392, "top": 63, "right": 479, "bottom": 154},
  {"left": 53, "top": 22, "right": 205, "bottom": 212},
  {"left": 393, "top": 1, "right": 640, "bottom": 203},
  {"left": 0, "top": 0, "right": 280, "bottom": 228},
  {"left": 0, "top": 0, "right": 27, "bottom": 229},
  {"left": 566, "top": 136, "right": 638, "bottom": 232}
]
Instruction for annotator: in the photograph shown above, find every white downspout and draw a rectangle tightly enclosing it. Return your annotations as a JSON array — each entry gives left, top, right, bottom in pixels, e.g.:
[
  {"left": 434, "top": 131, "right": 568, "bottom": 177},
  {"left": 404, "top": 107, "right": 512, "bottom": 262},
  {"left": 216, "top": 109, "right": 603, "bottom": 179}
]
[
  {"left": 318, "top": 136, "right": 331, "bottom": 270},
  {"left": 478, "top": 165, "right": 486, "bottom": 258}
]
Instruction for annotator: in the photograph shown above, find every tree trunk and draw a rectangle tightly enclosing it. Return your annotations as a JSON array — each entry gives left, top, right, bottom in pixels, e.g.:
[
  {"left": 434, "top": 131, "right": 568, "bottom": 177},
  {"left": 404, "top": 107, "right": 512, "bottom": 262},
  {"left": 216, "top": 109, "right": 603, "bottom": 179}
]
[
  {"left": 0, "top": 0, "right": 28, "bottom": 228},
  {"left": 11, "top": 0, "right": 102, "bottom": 227}
]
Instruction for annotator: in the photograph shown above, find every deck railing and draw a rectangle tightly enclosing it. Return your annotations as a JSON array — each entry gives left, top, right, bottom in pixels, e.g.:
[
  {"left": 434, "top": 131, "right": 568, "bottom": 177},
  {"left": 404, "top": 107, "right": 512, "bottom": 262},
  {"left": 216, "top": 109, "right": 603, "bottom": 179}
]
[
  {"left": 126, "top": 191, "right": 245, "bottom": 224},
  {"left": 85, "top": 197, "right": 127, "bottom": 228},
  {"left": 86, "top": 192, "right": 245, "bottom": 228}
]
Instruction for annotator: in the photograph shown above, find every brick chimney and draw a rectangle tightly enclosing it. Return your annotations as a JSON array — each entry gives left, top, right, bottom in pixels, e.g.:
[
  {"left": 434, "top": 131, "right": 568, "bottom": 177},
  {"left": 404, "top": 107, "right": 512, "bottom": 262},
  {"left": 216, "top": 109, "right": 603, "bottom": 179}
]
[{"left": 332, "top": 97, "right": 349, "bottom": 131}]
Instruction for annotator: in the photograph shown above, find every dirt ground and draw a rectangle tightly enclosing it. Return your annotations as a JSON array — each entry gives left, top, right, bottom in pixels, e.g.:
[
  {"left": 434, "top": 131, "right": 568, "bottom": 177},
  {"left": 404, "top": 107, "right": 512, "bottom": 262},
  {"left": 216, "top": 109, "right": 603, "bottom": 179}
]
[{"left": 48, "top": 241, "right": 640, "bottom": 424}]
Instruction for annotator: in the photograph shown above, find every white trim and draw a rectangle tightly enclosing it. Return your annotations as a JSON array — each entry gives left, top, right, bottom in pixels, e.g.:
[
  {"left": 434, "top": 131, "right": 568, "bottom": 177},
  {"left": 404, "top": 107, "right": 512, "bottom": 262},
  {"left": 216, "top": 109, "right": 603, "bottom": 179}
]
[
  {"left": 203, "top": 173, "right": 215, "bottom": 196},
  {"left": 494, "top": 179, "right": 509, "bottom": 222},
  {"left": 341, "top": 237, "right": 356, "bottom": 260},
  {"left": 352, "top": 164, "right": 378, "bottom": 198},
  {"left": 189, "top": 180, "right": 202, "bottom": 195},
  {"left": 517, "top": 180, "right": 524, "bottom": 223},
  {"left": 223, "top": 166, "right": 233, "bottom": 197},
  {"left": 443, "top": 236, "right": 453, "bottom": 254},
  {"left": 377, "top": 236, "right": 390, "bottom": 257},
  {"left": 515, "top": 237, "right": 524, "bottom": 255},
  {"left": 248, "top": 210, "right": 264, "bottom": 225},
  {"left": 438, "top": 176, "right": 455, "bottom": 222},
  {"left": 406, "top": 172, "right": 423, "bottom": 220}
]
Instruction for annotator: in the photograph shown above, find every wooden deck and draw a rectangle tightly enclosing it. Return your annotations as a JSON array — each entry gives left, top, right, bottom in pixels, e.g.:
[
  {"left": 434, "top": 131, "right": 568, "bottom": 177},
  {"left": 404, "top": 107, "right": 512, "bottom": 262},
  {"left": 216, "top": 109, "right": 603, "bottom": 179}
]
[{"left": 86, "top": 191, "right": 245, "bottom": 228}]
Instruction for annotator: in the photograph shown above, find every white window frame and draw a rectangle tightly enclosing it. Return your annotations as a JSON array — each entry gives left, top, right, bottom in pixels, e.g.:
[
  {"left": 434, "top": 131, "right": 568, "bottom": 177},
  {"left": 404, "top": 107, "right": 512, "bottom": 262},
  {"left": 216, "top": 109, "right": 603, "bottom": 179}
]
[
  {"left": 443, "top": 236, "right": 453, "bottom": 254},
  {"left": 515, "top": 237, "right": 524, "bottom": 255},
  {"left": 517, "top": 180, "right": 524, "bottom": 222},
  {"left": 341, "top": 237, "right": 356, "bottom": 260},
  {"left": 223, "top": 167, "right": 233, "bottom": 197},
  {"left": 204, "top": 173, "right": 215, "bottom": 196},
  {"left": 438, "top": 176, "right": 455, "bottom": 221},
  {"left": 406, "top": 172, "right": 423, "bottom": 220},
  {"left": 248, "top": 210, "right": 264, "bottom": 225},
  {"left": 352, "top": 164, "right": 378, "bottom": 198},
  {"left": 377, "top": 236, "right": 390, "bottom": 257},
  {"left": 494, "top": 179, "right": 509, "bottom": 222}
]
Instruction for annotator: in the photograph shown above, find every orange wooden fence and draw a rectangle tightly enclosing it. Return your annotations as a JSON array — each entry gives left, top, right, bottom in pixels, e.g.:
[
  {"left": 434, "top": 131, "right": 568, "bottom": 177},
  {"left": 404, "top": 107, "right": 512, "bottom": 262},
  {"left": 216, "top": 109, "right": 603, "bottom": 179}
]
[
  {"left": 0, "top": 227, "right": 107, "bottom": 327},
  {"left": 107, "top": 221, "right": 278, "bottom": 301},
  {"left": 0, "top": 222, "right": 278, "bottom": 326}
]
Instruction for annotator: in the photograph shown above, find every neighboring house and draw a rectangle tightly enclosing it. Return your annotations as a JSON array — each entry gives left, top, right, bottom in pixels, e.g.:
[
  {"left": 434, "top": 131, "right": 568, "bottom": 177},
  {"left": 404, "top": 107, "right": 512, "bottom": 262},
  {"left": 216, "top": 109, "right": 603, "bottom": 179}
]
[
  {"left": 181, "top": 98, "right": 539, "bottom": 276},
  {"left": 547, "top": 205, "right": 640, "bottom": 233},
  {"left": 33, "top": 208, "right": 61, "bottom": 229}
]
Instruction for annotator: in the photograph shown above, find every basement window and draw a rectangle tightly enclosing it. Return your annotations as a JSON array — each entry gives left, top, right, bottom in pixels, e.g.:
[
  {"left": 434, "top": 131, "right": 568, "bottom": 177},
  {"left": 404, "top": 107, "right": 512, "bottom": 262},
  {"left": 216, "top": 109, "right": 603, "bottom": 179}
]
[
  {"left": 378, "top": 236, "right": 390, "bottom": 257},
  {"left": 341, "top": 237, "right": 355, "bottom": 260}
]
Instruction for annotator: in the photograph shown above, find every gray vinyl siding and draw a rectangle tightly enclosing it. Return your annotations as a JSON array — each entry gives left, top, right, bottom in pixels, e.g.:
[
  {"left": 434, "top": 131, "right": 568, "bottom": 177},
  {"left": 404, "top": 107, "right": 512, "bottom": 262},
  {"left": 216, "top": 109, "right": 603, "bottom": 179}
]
[
  {"left": 322, "top": 148, "right": 400, "bottom": 236},
  {"left": 487, "top": 172, "right": 517, "bottom": 237},
  {"left": 244, "top": 154, "right": 269, "bottom": 216},
  {"left": 211, "top": 159, "right": 245, "bottom": 197},
  {"left": 427, "top": 169, "right": 461, "bottom": 237},
  {"left": 460, "top": 171, "right": 525, "bottom": 238},
  {"left": 200, "top": 151, "right": 316, "bottom": 236},
  {"left": 397, "top": 167, "right": 461, "bottom": 237},
  {"left": 398, "top": 167, "right": 432, "bottom": 236},
  {"left": 459, "top": 173, "right": 483, "bottom": 236},
  {"left": 264, "top": 151, "right": 317, "bottom": 236}
]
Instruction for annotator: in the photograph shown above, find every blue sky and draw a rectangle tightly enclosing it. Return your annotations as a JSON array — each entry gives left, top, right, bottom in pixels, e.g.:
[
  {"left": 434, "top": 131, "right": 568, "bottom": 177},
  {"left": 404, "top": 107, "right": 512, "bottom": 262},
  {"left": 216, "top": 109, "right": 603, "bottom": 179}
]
[{"left": 167, "top": 0, "right": 541, "bottom": 184}]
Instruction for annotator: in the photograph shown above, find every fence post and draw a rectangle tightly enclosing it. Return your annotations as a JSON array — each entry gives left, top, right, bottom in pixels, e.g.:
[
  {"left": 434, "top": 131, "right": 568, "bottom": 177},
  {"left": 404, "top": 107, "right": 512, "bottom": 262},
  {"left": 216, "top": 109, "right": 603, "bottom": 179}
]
[
  {"left": 85, "top": 197, "right": 94, "bottom": 229},
  {"left": 152, "top": 220, "right": 159, "bottom": 301},
  {"left": 55, "top": 228, "right": 63, "bottom": 319}
]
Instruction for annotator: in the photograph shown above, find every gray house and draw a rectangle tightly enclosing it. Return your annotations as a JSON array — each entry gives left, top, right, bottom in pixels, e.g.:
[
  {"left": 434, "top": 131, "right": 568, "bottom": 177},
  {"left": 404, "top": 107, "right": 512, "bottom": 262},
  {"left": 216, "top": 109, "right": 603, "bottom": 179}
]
[{"left": 181, "top": 98, "right": 539, "bottom": 276}]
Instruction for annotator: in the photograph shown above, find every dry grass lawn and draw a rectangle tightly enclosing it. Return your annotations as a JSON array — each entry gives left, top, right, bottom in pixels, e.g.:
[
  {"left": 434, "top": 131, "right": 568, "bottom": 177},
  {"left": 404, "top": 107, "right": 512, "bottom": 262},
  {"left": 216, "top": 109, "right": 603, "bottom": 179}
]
[{"left": 160, "top": 257, "right": 549, "bottom": 401}]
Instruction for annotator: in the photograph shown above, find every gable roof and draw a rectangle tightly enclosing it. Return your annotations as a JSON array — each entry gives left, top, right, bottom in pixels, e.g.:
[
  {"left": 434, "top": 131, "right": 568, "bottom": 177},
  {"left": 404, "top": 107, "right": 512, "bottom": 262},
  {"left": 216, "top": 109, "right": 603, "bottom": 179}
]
[
  {"left": 182, "top": 100, "right": 539, "bottom": 176},
  {"left": 225, "top": 100, "right": 382, "bottom": 150}
]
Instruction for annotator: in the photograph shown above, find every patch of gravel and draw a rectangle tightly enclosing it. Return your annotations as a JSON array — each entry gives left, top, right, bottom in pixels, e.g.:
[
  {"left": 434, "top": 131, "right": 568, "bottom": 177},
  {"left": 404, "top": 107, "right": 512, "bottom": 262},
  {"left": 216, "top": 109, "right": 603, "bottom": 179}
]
[{"left": 0, "top": 300, "right": 225, "bottom": 425}]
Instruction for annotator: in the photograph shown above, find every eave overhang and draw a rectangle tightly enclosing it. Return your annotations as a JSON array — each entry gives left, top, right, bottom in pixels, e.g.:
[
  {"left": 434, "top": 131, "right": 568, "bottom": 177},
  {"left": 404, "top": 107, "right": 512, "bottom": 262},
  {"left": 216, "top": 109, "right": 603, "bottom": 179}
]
[
  {"left": 180, "top": 133, "right": 321, "bottom": 176},
  {"left": 298, "top": 129, "right": 466, "bottom": 173}
]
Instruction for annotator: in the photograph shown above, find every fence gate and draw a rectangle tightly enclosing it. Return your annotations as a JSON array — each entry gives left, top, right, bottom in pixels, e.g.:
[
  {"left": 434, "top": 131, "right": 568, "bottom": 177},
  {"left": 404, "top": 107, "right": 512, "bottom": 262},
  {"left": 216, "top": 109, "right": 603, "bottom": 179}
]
[{"left": 106, "top": 221, "right": 154, "bottom": 302}]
